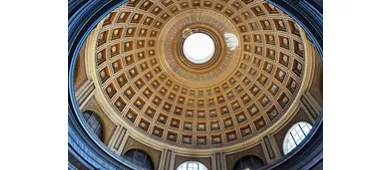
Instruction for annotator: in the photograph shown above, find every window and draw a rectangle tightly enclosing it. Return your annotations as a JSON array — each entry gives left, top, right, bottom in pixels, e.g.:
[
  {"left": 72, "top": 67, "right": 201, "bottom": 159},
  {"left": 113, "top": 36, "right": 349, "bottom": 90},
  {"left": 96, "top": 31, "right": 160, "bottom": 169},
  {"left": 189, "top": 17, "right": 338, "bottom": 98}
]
[
  {"left": 183, "top": 33, "right": 215, "bottom": 64},
  {"left": 177, "top": 161, "right": 208, "bottom": 170},
  {"left": 123, "top": 149, "right": 153, "bottom": 170},
  {"left": 283, "top": 121, "right": 313, "bottom": 154},
  {"left": 233, "top": 155, "right": 265, "bottom": 170},
  {"left": 82, "top": 111, "right": 103, "bottom": 140}
]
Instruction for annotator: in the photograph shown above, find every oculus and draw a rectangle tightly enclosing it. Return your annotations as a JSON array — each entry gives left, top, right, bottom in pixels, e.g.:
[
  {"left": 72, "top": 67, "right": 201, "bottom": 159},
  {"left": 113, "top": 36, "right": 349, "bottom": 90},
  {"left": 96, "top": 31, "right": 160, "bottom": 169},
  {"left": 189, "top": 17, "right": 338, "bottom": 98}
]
[{"left": 183, "top": 33, "right": 215, "bottom": 64}]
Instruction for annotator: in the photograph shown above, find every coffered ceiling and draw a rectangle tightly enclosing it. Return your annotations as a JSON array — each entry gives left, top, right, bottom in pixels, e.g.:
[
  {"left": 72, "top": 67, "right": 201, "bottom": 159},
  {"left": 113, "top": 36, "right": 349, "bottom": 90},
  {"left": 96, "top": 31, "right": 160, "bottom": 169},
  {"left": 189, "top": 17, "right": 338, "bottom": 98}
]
[{"left": 92, "top": 0, "right": 308, "bottom": 149}]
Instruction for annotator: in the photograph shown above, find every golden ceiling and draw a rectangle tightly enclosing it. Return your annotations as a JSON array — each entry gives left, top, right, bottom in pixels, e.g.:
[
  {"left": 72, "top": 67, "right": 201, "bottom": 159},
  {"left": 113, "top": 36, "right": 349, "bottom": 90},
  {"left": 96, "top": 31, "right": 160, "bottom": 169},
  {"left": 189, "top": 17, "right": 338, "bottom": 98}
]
[{"left": 90, "top": 0, "right": 309, "bottom": 150}]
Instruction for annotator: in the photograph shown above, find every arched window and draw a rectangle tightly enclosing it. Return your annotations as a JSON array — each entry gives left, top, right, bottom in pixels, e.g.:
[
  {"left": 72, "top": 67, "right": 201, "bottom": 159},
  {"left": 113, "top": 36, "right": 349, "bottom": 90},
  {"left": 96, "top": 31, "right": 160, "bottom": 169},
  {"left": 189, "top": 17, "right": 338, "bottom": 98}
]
[
  {"left": 177, "top": 161, "right": 208, "bottom": 170},
  {"left": 233, "top": 155, "right": 265, "bottom": 170},
  {"left": 82, "top": 111, "right": 103, "bottom": 140},
  {"left": 123, "top": 149, "right": 154, "bottom": 170},
  {"left": 283, "top": 121, "right": 313, "bottom": 155}
]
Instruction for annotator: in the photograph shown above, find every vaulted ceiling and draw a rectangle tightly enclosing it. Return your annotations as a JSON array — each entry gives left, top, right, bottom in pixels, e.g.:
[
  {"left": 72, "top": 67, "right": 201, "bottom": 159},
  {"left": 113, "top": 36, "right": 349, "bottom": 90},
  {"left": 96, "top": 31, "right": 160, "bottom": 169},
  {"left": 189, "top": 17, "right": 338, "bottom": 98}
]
[{"left": 92, "top": 0, "right": 309, "bottom": 150}]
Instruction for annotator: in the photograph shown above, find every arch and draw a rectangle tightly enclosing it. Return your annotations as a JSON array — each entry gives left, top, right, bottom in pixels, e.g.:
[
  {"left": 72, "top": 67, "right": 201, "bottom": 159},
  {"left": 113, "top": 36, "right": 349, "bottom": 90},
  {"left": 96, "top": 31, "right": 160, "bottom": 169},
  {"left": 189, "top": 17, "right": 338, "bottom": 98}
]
[
  {"left": 177, "top": 161, "right": 208, "bottom": 170},
  {"left": 233, "top": 155, "right": 265, "bottom": 170},
  {"left": 81, "top": 110, "right": 103, "bottom": 141},
  {"left": 123, "top": 149, "right": 154, "bottom": 170},
  {"left": 283, "top": 121, "right": 313, "bottom": 155}
]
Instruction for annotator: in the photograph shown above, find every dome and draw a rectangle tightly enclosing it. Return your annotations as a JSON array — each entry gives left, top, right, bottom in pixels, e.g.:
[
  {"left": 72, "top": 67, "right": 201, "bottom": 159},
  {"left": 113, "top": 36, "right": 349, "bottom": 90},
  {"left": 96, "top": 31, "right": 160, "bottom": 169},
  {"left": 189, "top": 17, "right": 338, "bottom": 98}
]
[
  {"left": 90, "top": 0, "right": 310, "bottom": 150},
  {"left": 69, "top": 0, "right": 323, "bottom": 169}
]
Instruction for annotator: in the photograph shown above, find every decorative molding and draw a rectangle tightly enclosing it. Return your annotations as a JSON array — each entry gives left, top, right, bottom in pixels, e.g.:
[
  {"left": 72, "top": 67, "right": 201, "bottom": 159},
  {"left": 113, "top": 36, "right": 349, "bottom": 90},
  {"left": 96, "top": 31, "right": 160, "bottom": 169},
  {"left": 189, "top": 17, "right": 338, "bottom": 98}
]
[{"left": 75, "top": 80, "right": 95, "bottom": 109}]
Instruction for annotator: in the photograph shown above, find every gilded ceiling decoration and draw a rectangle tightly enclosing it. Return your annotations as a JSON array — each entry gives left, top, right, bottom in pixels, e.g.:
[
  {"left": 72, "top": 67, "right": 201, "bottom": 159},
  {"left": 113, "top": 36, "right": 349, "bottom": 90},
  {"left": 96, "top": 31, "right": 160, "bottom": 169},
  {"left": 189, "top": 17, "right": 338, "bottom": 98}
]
[{"left": 93, "top": 0, "right": 307, "bottom": 149}]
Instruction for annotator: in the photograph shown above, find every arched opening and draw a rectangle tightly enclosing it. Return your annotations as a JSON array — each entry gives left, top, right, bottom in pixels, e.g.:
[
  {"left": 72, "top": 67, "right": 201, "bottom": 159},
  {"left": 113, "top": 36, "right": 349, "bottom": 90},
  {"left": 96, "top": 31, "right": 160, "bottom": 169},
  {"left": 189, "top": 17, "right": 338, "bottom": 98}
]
[
  {"left": 177, "top": 161, "right": 208, "bottom": 170},
  {"left": 283, "top": 121, "right": 313, "bottom": 155},
  {"left": 233, "top": 155, "right": 265, "bottom": 170},
  {"left": 82, "top": 110, "right": 103, "bottom": 141},
  {"left": 123, "top": 149, "right": 154, "bottom": 170}
]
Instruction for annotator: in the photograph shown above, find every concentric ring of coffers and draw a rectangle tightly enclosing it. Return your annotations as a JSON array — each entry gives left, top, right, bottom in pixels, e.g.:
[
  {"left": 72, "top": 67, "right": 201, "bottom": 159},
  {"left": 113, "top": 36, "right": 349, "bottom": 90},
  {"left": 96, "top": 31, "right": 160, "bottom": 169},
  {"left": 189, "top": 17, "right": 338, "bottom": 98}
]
[{"left": 93, "top": 0, "right": 307, "bottom": 149}]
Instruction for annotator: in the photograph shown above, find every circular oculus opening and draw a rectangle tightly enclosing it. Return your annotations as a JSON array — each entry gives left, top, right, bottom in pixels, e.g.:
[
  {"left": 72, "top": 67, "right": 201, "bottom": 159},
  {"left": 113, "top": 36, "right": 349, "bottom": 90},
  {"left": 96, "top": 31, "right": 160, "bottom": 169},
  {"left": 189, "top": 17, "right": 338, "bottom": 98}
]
[{"left": 183, "top": 33, "right": 215, "bottom": 64}]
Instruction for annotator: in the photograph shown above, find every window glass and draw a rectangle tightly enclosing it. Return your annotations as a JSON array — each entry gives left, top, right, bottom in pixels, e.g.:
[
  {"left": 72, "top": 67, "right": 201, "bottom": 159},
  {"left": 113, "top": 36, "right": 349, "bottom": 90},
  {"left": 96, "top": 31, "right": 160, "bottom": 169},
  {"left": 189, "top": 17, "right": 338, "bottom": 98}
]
[
  {"left": 123, "top": 149, "right": 153, "bottom": 170},
  {"left": 177, "top": 161, "right": 208, "bottom": 170},
  {"left": 82, "top": 111, "right": 103, "bottom": 140},
  {"left": 283, "top": 121, "right": 313, "bottom": 154}
]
